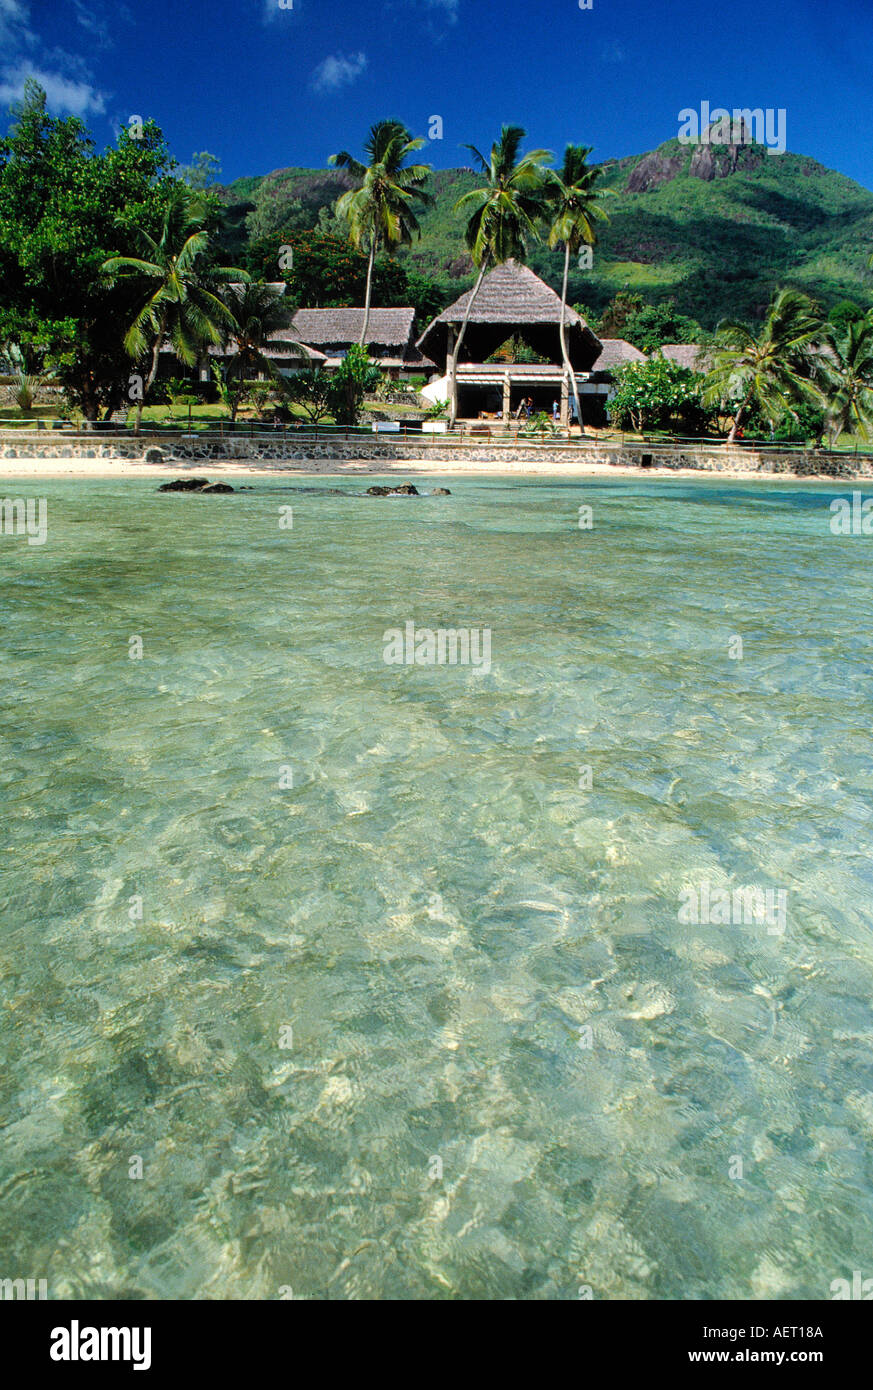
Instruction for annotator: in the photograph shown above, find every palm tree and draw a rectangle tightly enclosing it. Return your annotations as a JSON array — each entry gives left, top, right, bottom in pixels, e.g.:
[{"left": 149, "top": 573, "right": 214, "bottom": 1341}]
[
  {"left": 103, "top": 189, "right": 245, "bottom": 432},
  {"left": 822, "top": 312, "right": 873, "bottom": 445},
  {"left": 703, "top": 287, "right": 824, "bottom": 442},
  {"left": 446, "top": 126, "right": 552, "bottom": 426},
  {"left": 546, "top": 145, "right": 610, "bottom": 433},
  {"left": 330, "top": 120, "right": 432, "bottom": 348},
  {"left": 220, "top": 281, "right": 299, "bottom": 420}
]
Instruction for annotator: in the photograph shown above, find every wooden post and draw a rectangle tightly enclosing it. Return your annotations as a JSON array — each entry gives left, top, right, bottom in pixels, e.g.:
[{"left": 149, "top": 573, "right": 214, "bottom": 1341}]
[
  {"left": 502, "top": 373, "right": 511, "bottom": 424},
  {"left": 561, "top": 372, "right": 569, "bottom": 427}
]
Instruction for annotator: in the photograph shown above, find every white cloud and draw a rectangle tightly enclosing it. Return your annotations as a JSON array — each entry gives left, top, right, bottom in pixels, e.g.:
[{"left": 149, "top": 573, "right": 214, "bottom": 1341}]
[
  {"left": 72, "top": 0, "right": 104, "bottom": 38},
  {"left": 0, "top": 0, "right": 34, "bottom": 47},
  {"left": 0, "top": 1, "right": 108, "bottom": 120},
  {"left": 0, "top": 1, "right": 109, "bottom": 120},
  {"left": 0, "top": 64, "right": 106, "bottom": 116},
  {"left": 310, "top": 51, "right": 368, "bottom": 94}
]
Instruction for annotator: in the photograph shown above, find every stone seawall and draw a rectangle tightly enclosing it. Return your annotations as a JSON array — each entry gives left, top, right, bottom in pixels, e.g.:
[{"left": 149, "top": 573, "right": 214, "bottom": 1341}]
[{"left": 0, "top": 432, "right": 870, "bottom": 477}]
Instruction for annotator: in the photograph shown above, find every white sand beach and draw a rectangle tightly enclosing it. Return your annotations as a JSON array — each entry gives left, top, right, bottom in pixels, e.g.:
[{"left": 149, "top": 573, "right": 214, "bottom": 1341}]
[{"left": 0, "top": 454, "right": 867, "bottom": 482}]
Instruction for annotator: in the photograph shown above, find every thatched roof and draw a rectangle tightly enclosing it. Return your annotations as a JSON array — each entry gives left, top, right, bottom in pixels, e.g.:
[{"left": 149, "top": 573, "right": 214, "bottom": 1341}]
[
  {"left": 416, "top": 260, "right": 602, "bottom": 370},
  {"left": 161, "top": 335, "right": 326, "bottom": 363},
  {"left": 592, "top": 338, "right": 647, "bottom": 370},
  {"left": 657, "top": 343, "right": 710, "bottom": 371},
  {"left": 291, "top": 307, "right": 417, "bottom": 351}
]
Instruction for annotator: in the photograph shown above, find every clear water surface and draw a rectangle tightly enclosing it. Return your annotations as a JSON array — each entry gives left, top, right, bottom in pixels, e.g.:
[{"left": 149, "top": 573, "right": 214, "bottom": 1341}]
[{"left": 1, "top": 474, "right": 871, "bottom": 1299}]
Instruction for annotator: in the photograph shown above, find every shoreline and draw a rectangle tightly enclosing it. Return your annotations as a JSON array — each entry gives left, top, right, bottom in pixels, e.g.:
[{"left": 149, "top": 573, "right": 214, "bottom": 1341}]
[{"left": 0, "top": 456, "right": 871, "bottom": 483}]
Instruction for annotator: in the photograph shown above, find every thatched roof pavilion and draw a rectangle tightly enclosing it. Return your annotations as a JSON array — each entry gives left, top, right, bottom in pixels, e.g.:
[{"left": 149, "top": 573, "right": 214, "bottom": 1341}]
[
  {"left": 657, "top": 344, "right": 710, "bottom": 371},
  {"left": 591, "top": 338, "right": 646, "bottom": 370},
  {"left": 416, "top": 260, "right": 602, "bottom": 370},
  {"left": 290, "top": 307, "right": 431, "bottom": 372}
]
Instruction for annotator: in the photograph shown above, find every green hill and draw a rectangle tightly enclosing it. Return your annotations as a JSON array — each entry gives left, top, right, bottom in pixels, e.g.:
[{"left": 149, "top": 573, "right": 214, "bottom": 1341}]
[{"left": 221, "top": 136, "right": 873, "bottom": 329}]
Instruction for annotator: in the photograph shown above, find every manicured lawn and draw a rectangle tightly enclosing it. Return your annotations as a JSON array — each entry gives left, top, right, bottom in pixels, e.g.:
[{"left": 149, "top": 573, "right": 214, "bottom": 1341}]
[{"left": 0, "top": 404, "right": 68, "bottom": 427}]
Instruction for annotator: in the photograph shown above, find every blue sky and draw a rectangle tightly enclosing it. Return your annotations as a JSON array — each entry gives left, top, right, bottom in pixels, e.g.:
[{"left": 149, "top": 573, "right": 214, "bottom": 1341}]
[{"left": 2, "top": 0, "right": 872, "bottom": 188}]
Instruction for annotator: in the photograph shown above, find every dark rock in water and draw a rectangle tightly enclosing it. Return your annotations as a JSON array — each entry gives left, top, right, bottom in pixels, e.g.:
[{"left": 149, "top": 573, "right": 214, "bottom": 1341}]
[
  {"left": 367, "top": 483, "right": 420, "bottom": 497},
  {"left": 157, "top": 478, "right": 234, "bottom": 493},
  {"left": 158, "top": 478, "right": 211, "bottom": 492},
  {"left": 431, "top": 488, "right": 452, "bottom": 496}
]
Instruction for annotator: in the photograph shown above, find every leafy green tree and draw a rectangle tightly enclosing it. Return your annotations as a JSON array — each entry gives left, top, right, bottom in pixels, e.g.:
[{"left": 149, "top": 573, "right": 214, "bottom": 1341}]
[
  {"left": 0, "top": 79, "right": 178, "bottom": 418},
  {"left": 447, "top": 125, "right": 552, "bottom": 425},
  {"left": 244, "top": 229, "right": 406, "bottom": 309},
  {"left": 179, "top": 151, "right": 222, "bottom": 190},
  {"left": 546, "top": 145, "right": 610, "bottom": 430},
  {"left": 607, "top": 356, "right": 708, "bottom": 433},
  {"left": 330, "top": 120, "right": 432, "bottom": 346},
  {"left": 827, "top": 300, "right": 865, "bottom": 333},
  {"left": 572, "top": 300, "right": 602, "bottom": 334},
  {"left": 283, "top": 366, "right": 335, "bottom": 423},
  {"left": 704, "top": 287, "right": 825, "bottom": 441},
  {"left": 622, "top": 301, "right": 704, "bottom": 353},
  {"left": 247, "top": 194, "right": 309, "bottom": 242},
  {"left": 744, "top": 398, "right": 824, "bottom": 442},
  {"left": 328, "top": 343, "right": 383, "bottom": 424},
  {"left": 598, "top": 292, "right": 644, "bottom": 338},
  {"left": 103, "top": 187, "right": 245, "bottom": 431},
  {"left": 404, "top": 269, "right": 450, "bottom": 327}
]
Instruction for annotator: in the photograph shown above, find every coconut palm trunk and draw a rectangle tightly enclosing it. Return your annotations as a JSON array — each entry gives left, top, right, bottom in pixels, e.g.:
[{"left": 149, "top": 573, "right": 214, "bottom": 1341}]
[
  {"left": 359, "top": 237, "right": 376, "bottom": 348},
  {"left": 727, "top": 385, "right": 754, "bottom": 443},
  {"left": 544, "top": 146, "right": 610, "bottom": 440},
  {"left": 447, "top": 259, "right": 490, "bottom": 428},
  {"left": 135, "top": 311, "right": 167, "bottom": 435},
  {"left": 559, "top": 241, "right": 584, "bottom": 436}
]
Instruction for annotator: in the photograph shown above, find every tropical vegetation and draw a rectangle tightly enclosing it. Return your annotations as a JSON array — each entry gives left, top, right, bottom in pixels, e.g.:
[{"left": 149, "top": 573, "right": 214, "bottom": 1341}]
[
  {"left": 2, "top": 82, "right": 873, "bottom": 446},
  {"left": 546, "top": 144, "right": 610, "bottom": 431},
  {"left": 102, "top": 187, "right": 244, "bottom": 432},
  {"left": 329, "top": 120, "right": 432, "bottom": 346}
]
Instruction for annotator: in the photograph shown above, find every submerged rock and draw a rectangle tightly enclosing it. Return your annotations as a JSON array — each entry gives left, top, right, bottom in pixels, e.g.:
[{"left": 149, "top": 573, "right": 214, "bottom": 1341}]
[
  {"left": 157, "top": 478, "right": 235, "bottom": 494},
  {"left": 431, "top": 488, "right": 452, "bottom": 496},
  {"left": 367, "top": 483, "right": 420, "bottom": 497}
]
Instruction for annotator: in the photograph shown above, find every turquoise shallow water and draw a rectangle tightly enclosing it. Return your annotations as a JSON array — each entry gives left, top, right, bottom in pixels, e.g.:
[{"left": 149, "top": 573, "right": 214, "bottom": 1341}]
[{"left": 1, "top": 473, "right": 872, "bottom": 1300}]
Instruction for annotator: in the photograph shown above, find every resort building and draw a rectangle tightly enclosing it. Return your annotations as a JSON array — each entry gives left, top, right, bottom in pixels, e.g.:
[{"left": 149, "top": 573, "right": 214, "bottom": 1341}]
[
  {"left": 158, "top": 290, "right": 431, "bottom": 384},
  {"left": 158, "top": 285, "right": 328, "bottom": 382},
  {"left": 289, "top": 307, "right": 434, "bottom": 378},
  {"left": 657, "top": 343, "right": 711, "bottom": 370},
  {"left": 416, "top": 260, "right": 603, "bottom": 424},
  {"left": 594, "top": 338, "right": 647, "bottom": 370}
]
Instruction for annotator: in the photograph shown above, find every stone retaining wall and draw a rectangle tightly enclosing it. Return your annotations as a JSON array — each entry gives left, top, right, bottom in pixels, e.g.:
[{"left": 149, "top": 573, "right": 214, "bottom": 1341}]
[{"left": 0, "top": 432, "right": 870, "bottom": 477}]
